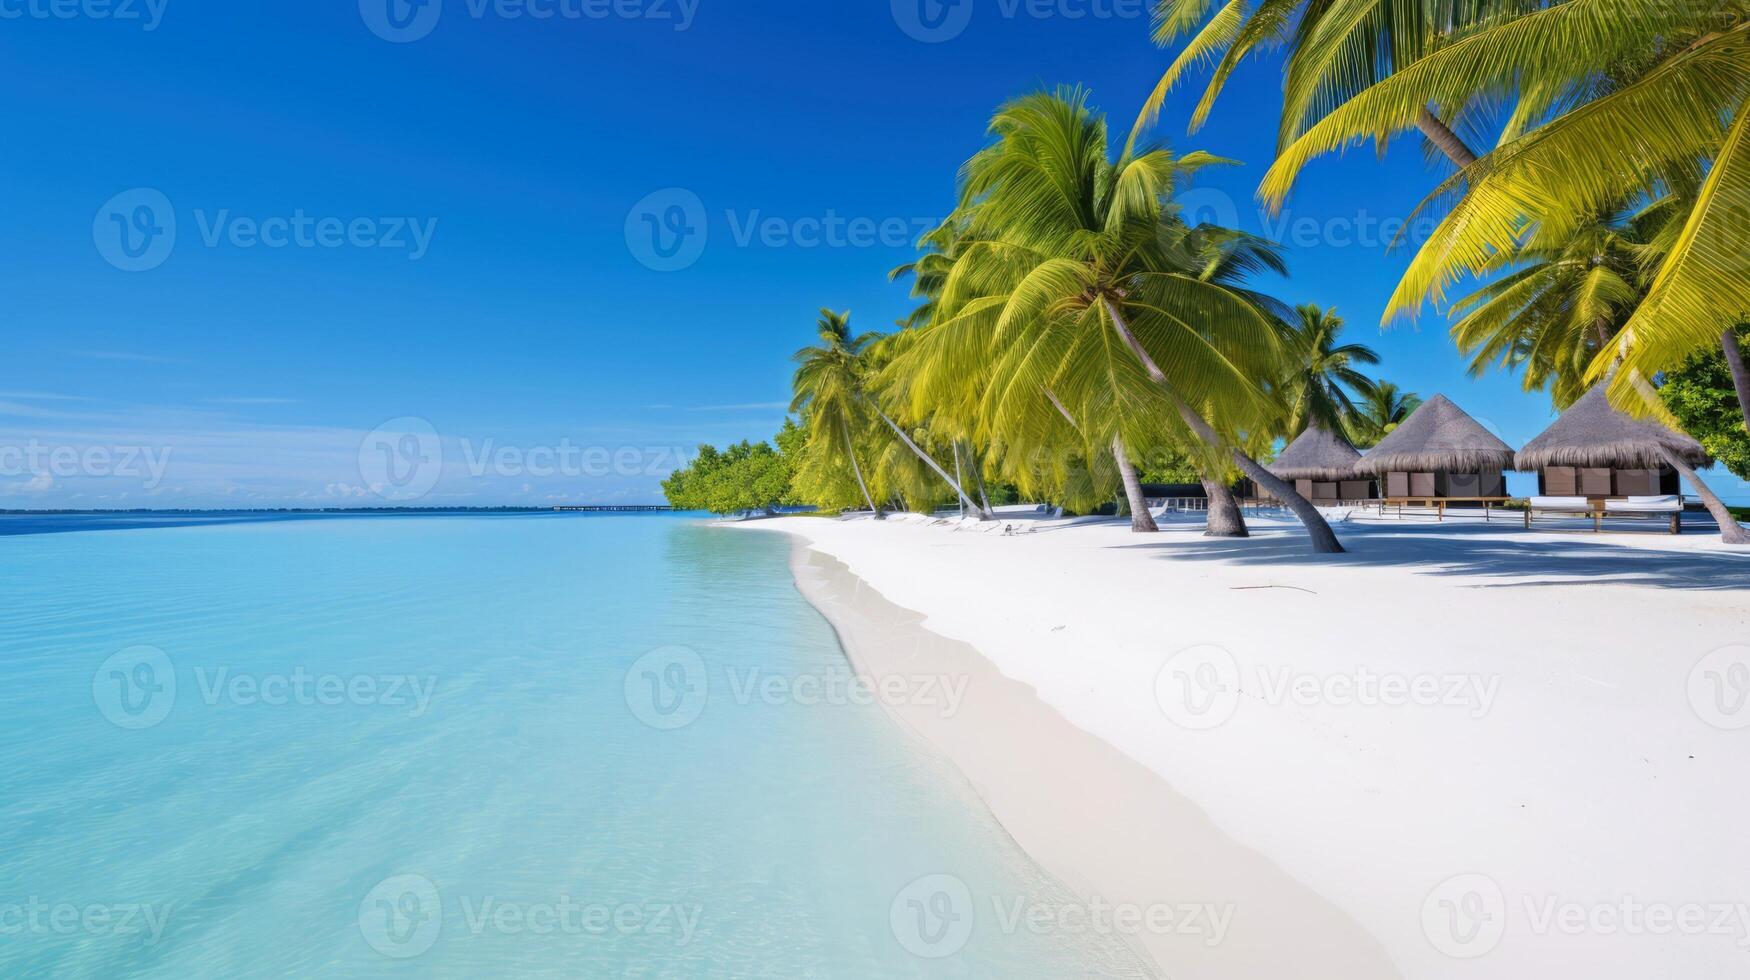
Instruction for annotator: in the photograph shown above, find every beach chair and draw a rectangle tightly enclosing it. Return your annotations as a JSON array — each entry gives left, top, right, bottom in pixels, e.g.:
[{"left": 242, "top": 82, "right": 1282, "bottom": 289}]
[
  {"left": 1524, "top": 496, "right": 1593, "bottom": 530},
  {"left": 1524, "top": 495, "right": 1684, "bottom": 533},
  {"left": 1604, "top": 495, "right": 1685, "bottom": 534}
]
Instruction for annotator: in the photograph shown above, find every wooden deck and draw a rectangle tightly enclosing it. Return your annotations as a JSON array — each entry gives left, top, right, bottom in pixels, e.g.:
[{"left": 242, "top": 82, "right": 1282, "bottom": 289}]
[{"left": 1379, "top": 496, "right": 1516, "bottom": 521}]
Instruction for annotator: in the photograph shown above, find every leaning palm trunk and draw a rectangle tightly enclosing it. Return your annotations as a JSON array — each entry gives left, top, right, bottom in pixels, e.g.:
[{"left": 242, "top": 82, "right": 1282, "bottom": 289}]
[
  {"left": 1112, "top": 437, "right": 1159, "bottom": 533},
  {"left": 1617, "top": 370, "right": 1746, "bottom": 545},
  {"left": 966, "top": 443, "right": 996, "bottom": 515},
  {"left": 1722, "top": 328, "right": 1750, "bottom": 437},
  {"left": 1102, "top": 299, "right": 1344, "bottom": 553},
  {"left": 1416, "top": 109, "right": 1477, "bottom": 168},
  {"left": 1660, "top": 447, "right": 1749, "bottom": 545},
  {"left": 1201, "top": 476, "right": 1249, "bottom": 538},
  {"left": 1177, "top": 401, "right": 1346, "bottom": 553},
  {"left": 873, "top": 408, "right": 992, "bottom": 519},
  {"left": 841, "top": 420, "right": 883, "bottom": 520}
]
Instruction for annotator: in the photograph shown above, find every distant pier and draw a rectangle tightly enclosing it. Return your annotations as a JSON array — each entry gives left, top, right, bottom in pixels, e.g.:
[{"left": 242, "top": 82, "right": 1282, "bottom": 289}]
[{"left": 551, "top": 505, "right": 675, "bottom": 513}]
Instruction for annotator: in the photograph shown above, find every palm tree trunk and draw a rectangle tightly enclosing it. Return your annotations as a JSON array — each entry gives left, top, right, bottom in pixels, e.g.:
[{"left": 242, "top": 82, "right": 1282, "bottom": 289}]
[
  {"left": 841, "top": 420, "right": 883, "bottom": 520},
  {"left": 1660, "top": 446, "right": 1749, "bottom": 545},
  {"left": 1112, "top": 437, "right": 1159, "bottom": 533},
  {"left": 1408, "top": 115, "right": 1738, "bottom": 542},
  {"left": 1417, "top": 108, "right": 1477, "bottom": 168},
  {"left": 874, "top": 408, "right": 992, "bottom": 519},
  {"left": 967, "top": 443, "right": 996, "bottom": 514},
  {"left": 1721, "top": 327, "right": 1750, "bottom": 436},
  {"left": 1202, "top": 476, "right": 1249, "bottom": 537},
  {"left": 1101, "top": 298, "right": 1345, "bottom": 553}
]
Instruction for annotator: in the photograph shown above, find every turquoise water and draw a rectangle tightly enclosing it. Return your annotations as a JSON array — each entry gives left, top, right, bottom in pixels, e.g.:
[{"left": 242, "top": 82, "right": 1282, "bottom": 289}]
[{"left": 0, "top": 513, "right": 1154, "bottom": 978}]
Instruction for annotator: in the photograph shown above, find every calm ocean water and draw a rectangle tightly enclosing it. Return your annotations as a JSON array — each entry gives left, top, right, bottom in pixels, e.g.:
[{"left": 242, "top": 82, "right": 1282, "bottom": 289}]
[{"left": 0, "top": 513, "right": 1154, "bottom": 978}]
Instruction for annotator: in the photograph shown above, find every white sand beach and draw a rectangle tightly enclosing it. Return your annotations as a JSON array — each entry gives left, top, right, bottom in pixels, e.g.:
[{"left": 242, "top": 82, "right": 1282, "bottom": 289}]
[{"left": 744, "top": 510, "right": 1750, "bottom": 979}]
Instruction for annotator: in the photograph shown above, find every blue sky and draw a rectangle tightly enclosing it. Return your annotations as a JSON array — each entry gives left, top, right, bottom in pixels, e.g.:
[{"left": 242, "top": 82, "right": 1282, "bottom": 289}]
[{"left": 4, "top": 0, "right": 1745, "bottom": 506}]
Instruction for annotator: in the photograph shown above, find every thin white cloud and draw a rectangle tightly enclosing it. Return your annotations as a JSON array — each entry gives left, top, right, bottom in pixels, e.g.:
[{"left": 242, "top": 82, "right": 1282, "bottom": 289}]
[
  {"left": 67, "top": 349, "right": 185, "bottom": 365},
  {"left": 0, "top": 391, "right": 90, "bottom": 401},
  {"left": 684, "top": 402, "right": 789, "bottom": 412}
]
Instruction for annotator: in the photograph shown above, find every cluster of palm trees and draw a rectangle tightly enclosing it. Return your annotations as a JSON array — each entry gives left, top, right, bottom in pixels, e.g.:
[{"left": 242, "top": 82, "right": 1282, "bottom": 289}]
[
  {"left": 1280, "top": 304, "right": 1422, "bottom": 447},
  {"left": 791, "top": 89, "right": 1426, "bottom": 553},
  {"left": 1147, "top": 0, "right": 1750, "bottom": 542},
  {"left": 791, "top": 0, "right": 1750, "bottom": 549}
]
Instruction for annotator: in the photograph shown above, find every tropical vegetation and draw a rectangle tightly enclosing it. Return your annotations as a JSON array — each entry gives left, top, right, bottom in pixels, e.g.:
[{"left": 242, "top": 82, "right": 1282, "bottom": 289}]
[
  {"left": 668, "top": 89, "right": 1427, "bottom": 550},
  {"left": 661, "top": 425, "right": 802, "bottom": 517},
  {"left": 1145, "top": 0, "right": 1750, "bottom": 542},
  {"left": 671, "top": 2, "right": 1750, "bottom": 543},
  {"left": 1662, "top": 326, "right": 1750, "bottom": 481}
]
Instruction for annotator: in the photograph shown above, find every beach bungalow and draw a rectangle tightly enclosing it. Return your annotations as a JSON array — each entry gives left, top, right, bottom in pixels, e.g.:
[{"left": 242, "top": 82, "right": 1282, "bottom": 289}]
[
  {"left": 1515, "top": 385, "right": 1708, "bottom": 533},
  {"left": 1353, "top": 394, "right": 1517, "bottom": 519},
  {"left": 1268, "top": 425, "right": 1375, "bottom": 504}
]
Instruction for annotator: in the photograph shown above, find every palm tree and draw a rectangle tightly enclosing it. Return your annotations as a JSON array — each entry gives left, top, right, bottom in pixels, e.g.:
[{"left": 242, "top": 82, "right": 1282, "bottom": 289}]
[
  {"left": 1136, "top": 0, "right": 1501, "bottom": 164},
  {"left": 1234, "top": 1, "right": 1750, "bottom": 435},
  {"left": 930, "top": 87, "right": 1345, "bottom": 553},
  {"left": 1447, "top": 200, "right": 1663, "bottom": 409},
  {"left": 1150, "top": 1, "right": 1750, "bottom": 434},
  {"left": 1150, "top": 1, "right": 1750, "bottom": 542},
  {"left": 890, "top": 215, "right": 1166, "bottom": 530},
  {"left": 790, "top": 309, "right": 886, "bottom": 518},
  {"left": 1424, "top": 199, "right": 1749, "bottom": 542},
  {"left": 1279, "top": 304, "right": 1380, "bottom": 437},
  {"left": 1350, "top": 381, "right": 1421, "bottom": 448},
  {"left": 860, "top": 322, "right": 995, "bottom": 519}
]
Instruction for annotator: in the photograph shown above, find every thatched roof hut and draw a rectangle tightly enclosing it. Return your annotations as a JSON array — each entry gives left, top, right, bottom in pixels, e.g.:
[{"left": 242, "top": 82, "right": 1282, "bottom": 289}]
[
  {"left": 1353, "top": 394, "right": 1516, "bottom": 475},
  {"left": 1516, "top": 385, "right": 1710, "bottom": 472},
  {"left": 1271, "top": 425, "right": 1364, "bottom": 481}
]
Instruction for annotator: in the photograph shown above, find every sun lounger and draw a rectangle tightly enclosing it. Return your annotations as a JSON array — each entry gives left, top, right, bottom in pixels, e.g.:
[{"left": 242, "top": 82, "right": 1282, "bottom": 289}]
[
  {"left": 1380, "top": 495, "right": 1515, "bottom": 520},
  {"left": 1608, "top": 495, "right": 1683, "bottom": 513},
  {"left": 1527, "top": 495, "right": 1591, "bottom": 512},
  {"left": 1524, "top": 495, "right": 1683, "bottom": 533}
]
